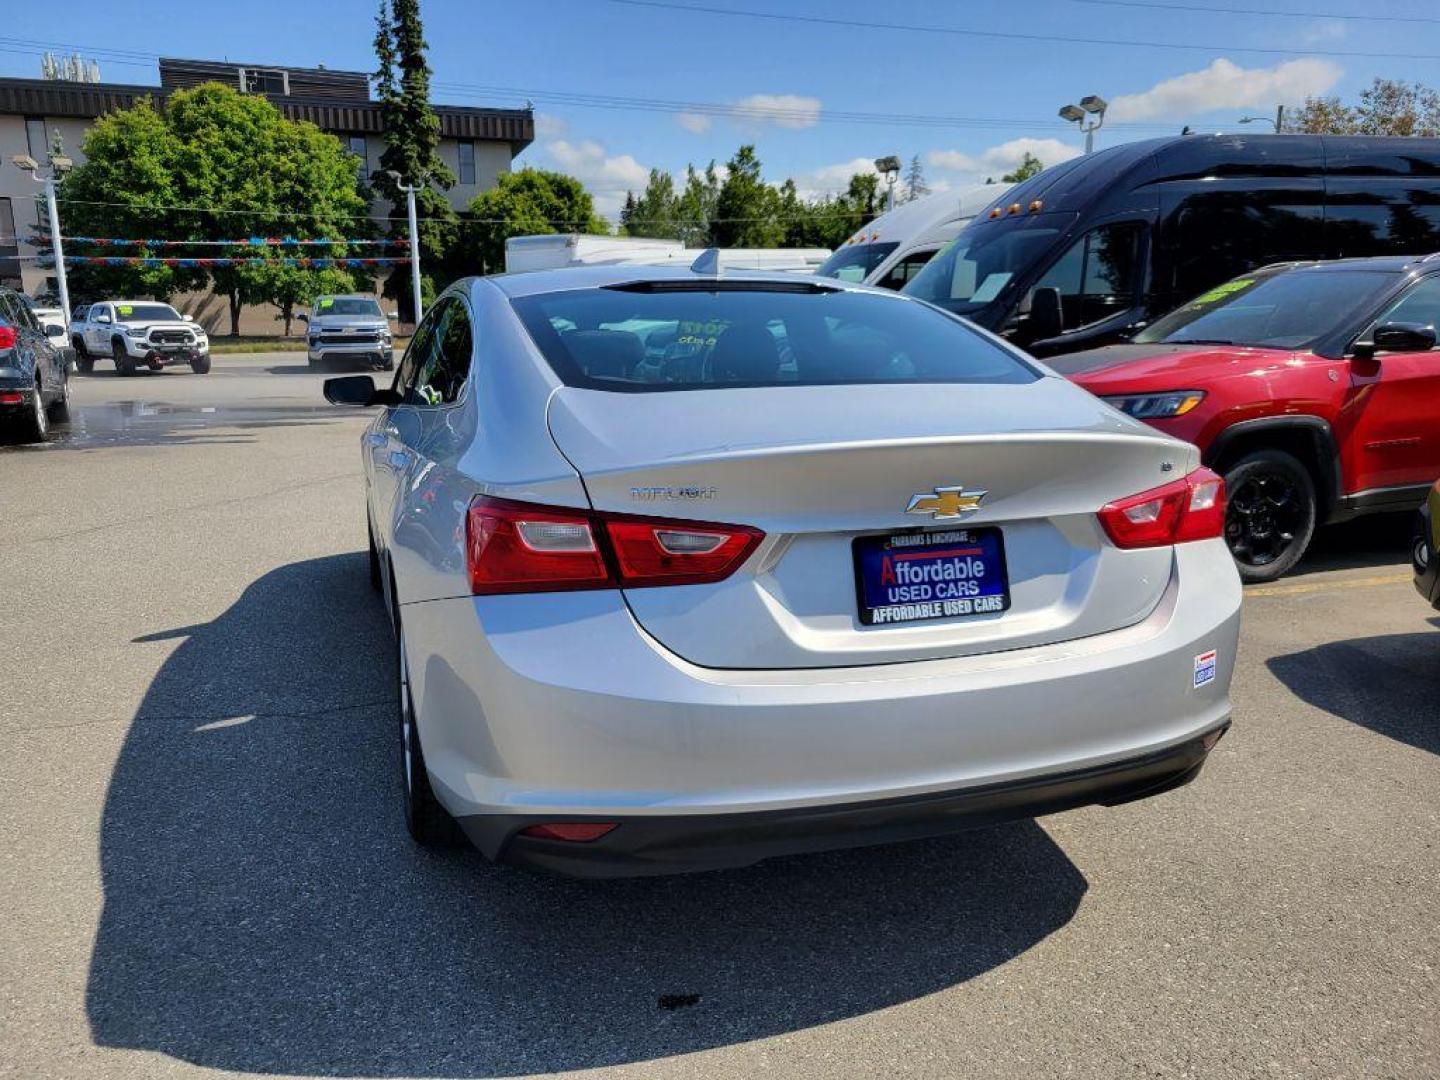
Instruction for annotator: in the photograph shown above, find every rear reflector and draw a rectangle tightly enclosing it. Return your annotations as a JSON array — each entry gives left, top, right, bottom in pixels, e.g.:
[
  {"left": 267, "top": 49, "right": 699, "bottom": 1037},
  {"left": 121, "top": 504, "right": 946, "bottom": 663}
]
[
  {"left": 466, "top": 496, "right": 763, "bottom": 595},
  {"left": 0, "top": 326, "right": 15, "bottom": 351},
  {"left": 1098, "top": 467, "right": 1226, "bottom": 549},
  {"left": 518, "top": 822, "right": 618, "bottom": 842},
  {"left": 0, "top": 391, "right": 22, "bottom": 405}
]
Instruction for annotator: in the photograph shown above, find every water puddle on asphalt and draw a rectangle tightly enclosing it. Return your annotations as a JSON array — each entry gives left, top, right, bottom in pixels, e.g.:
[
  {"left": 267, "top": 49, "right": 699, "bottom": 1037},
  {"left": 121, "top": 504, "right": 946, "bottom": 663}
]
[{"left": 1, "top": 399, "right": 352, "bottom": 451}]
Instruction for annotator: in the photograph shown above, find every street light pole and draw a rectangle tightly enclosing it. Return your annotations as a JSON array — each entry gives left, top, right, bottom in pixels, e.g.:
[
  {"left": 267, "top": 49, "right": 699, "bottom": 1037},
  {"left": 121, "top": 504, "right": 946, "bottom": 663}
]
[
  {"left": 9, "top": 151, "right": 73, "bottom": 327},
  {"left": 384, "top": 170, "right": 425, "bottom": 324},
  {"left": 42, "top": 174, "right": 71, "bottom": 328}
]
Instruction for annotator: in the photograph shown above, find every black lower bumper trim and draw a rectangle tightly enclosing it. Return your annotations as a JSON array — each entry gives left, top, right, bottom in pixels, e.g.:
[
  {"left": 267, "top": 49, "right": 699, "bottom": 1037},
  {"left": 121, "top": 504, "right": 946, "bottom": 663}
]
[{"left": 458, "top": 725, "right": 1229, "bottom": 878}]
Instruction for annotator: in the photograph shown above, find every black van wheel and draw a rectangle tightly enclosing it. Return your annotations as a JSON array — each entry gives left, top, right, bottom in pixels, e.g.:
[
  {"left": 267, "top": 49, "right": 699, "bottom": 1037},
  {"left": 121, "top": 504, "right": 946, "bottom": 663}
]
[{"left": 1223, "top": 449, "right": 1317, "bottom": 583}]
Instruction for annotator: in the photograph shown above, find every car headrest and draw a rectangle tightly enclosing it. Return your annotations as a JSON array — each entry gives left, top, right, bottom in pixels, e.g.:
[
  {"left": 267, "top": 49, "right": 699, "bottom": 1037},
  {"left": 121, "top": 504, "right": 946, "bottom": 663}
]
[
  {"left": 710, "top": 323, "right": 780, "bottom": 384},
  {"left": 567, "top": 329, "right": 644, "bottom": 380}
]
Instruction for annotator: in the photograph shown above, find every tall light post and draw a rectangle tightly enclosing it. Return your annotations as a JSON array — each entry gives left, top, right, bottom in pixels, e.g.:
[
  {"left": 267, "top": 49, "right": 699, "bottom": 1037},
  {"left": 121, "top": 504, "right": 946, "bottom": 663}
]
[
  {"left": 384, "top": 170, "right": 424, "bottom": 324},
  {"left": 10, "top": 150, "right": 74, "bottom": 327},
  {"left": 1059, "top": 94, "right": 1108, "bottom": 154},
  {"left": 1239, "top": 105, "right": 1285, "bottom": 132},
  {"left": 873, "top": 155, "right": 902, "bottom": 211}
]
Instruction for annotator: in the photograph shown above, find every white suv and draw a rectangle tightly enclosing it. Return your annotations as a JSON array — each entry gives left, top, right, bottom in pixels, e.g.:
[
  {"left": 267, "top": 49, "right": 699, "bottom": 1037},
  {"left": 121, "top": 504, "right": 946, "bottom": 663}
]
[{"left": 72, "top": 301, "right": 211, "bottom": 375}]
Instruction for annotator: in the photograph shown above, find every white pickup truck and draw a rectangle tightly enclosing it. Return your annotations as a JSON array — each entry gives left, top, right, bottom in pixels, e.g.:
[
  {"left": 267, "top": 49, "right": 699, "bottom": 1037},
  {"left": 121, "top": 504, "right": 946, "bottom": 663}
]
[{"left": 71, "top": 300, "right": 211, "bottom": 375}]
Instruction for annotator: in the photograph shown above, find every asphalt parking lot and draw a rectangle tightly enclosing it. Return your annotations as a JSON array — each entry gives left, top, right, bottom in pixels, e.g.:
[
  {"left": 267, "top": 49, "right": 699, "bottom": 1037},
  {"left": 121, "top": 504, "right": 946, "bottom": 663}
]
[{"left": 2, "top": 354, "right": 1437, "bottom": 1080}]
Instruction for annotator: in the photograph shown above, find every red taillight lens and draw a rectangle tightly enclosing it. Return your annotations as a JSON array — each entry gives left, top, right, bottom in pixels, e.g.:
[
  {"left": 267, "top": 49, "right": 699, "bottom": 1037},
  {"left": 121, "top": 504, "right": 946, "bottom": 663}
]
[
  {"left": 518, "top": 822, "right": 618, "bottom": 842},
  {"left": 0, "top": 325, "right": 16, "bottom": 351},
  {"left": 606, "top": 519, "right": 763, "bottom": 587},
  {"left": 466, "top": 497, "right": 610, "bottom": 594},
  {"left": 1098, "top": 467, "right": 1226, "bottom": 549},
  {"left": 0, "top": 391, "right": 22, "bottom": 405},
  {"left": 466, "top": 496, "right": 763, "bottom": 594}
]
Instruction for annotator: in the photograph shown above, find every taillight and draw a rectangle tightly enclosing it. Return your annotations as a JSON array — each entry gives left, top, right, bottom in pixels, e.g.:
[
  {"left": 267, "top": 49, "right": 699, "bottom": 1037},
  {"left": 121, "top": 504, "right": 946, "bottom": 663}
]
[
  {"left": 466, "top": 496, "right": 763, "bottom": 594},
  {"left": 0, "top": 325, "right": 16, "bottom": 351},
  {"left": 1098, "top": 467, "right": 1225, "bottom": 549}
]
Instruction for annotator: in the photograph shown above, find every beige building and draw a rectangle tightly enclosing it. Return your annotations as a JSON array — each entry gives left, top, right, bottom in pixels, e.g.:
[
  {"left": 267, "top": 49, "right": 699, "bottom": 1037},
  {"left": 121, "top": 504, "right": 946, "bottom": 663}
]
[{"left": 0, "top": 58, "right": 532, "bottom": 333}]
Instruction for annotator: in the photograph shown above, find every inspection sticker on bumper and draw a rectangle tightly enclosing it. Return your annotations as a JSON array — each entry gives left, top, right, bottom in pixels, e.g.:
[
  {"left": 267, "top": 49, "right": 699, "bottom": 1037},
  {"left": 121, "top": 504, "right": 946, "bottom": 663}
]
[{"left": 1194, "top": 649, "right": 1218, "bottom": 688}]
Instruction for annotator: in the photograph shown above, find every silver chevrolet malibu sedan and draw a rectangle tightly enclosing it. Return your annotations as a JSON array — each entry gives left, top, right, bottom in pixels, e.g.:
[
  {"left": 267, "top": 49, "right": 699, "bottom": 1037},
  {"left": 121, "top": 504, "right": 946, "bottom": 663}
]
[{"left": 324, "top": 263, "right": 1241, "bottom": 877}]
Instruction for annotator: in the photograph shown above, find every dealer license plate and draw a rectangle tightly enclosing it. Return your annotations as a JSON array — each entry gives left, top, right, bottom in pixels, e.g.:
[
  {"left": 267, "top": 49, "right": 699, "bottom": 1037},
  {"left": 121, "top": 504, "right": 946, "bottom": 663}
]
[{"left": 853, "top": 527, "right": 1011, "bottom": 626}]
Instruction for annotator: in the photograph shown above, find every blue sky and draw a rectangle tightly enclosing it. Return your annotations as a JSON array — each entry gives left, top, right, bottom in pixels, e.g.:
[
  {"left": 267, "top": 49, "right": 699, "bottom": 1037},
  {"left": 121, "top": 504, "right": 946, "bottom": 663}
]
[{"left": 7, "top": 0, "right": 1440, "bottom": 218}]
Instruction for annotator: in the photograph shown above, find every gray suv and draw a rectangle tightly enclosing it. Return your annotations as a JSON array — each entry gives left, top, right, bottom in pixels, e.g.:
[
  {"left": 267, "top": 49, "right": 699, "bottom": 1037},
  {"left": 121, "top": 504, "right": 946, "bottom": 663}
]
[{"left": 300, "top": 295, "right": 396, "bottom": 371}]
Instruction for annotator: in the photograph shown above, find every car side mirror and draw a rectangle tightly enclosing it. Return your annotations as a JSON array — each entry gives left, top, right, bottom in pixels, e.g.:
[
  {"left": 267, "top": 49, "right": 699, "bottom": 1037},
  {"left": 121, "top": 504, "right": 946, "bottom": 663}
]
[
  {"left": 1028, "top": 287, "right": 1065, "bottom": 340},
  {"left": 1373, "top": 321, "right": 1436, "bottom": 354},
  {"left": 96, "top": 314, "right": 111, "bottom": 324},
  {"left": 324, "top": 374, "right": 399, "bottom": 407},
  {"left": 297, "top": 312, "right": 309, "bottom": 323},
  {"left": 386, "top": 311, "right": 400, "bottom": 321}
]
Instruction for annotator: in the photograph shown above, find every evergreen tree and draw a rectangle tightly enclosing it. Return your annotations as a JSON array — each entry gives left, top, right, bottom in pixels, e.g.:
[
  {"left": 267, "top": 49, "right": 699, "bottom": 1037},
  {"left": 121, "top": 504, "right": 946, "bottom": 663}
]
[
  {"left": 1001, "top": 153, "right": 1045, "bottom": 184},
  {"left": 713, "top": 145, "right": 784, "bottom": 248},
  {"left": 372, "top": 0, "right": 458, "bottom": 319},
  {"left": 621, "top": 169, "right": 682, "bottom": 239},
  {"left": 675, "top": 163, "right": 722, "bottom": 247},
  {"left": 903, "top": 155, "right": 929, "bottom": 202}
]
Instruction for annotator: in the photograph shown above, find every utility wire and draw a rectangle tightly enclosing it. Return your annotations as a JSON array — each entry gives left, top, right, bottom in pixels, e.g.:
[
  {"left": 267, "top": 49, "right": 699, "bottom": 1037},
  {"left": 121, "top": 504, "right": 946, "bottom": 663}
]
[
  {"left": 1070, "top": 0, "right": 1440, "bottom": 25},
  {"left": 601, "top": 0, "right": 1440, "bottom": 59}
]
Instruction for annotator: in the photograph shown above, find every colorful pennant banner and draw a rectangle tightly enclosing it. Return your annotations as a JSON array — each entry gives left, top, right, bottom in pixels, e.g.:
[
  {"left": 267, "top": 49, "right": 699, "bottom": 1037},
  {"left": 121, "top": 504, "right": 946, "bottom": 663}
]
[
  {"left": 41, "top": 256, "right": 413, "bottom": 268},
  {"left": 31, "top": 236, "right": 409, "bottom": 248}
]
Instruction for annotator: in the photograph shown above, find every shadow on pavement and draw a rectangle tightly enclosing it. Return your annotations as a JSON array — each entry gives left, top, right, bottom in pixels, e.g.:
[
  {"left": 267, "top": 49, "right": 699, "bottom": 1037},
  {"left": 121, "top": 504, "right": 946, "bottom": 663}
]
[
  {"left": 1290, "top": 512, "right": 1414, "bottom": 577},
  {"left": 1268, "top": 629, "right": 1440, "bottom": 757},
  {"left": 87, "top": 553, "right": 1086, "bottom": 1076}
]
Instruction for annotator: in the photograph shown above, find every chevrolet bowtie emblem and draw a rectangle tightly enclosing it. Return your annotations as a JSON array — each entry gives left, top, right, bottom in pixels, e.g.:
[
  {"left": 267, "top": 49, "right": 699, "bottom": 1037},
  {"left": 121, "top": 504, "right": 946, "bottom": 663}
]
[{"left": 905, "top": 485, "right": 988, "bottom": 520}]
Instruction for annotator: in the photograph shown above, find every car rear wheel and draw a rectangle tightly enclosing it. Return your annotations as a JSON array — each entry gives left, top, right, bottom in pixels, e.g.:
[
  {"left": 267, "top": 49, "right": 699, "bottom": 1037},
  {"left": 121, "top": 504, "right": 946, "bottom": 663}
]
[
  {"left": 367, "top": 517, "right": 382, "bottom": 592},
  {"left": 395, "top": 618, "right": 464, "bottom": 848},
  {"left": 12, "top": 379, "right": 48, "bottom": 443},
  {"left": 1223, "top": 449, "right": 1317, "bottom": 582}
]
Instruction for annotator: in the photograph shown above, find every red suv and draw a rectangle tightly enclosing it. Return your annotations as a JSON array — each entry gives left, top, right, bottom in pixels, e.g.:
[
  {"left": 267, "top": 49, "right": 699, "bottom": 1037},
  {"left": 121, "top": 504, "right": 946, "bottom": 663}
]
[{"left": 1049, "top": 256, "right": 1440, "bottom": 581}]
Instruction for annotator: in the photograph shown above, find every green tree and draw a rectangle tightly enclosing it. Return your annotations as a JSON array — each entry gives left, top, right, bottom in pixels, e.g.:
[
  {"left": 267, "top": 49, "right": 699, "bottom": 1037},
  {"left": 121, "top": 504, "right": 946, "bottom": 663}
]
[
  {"left": 372, "top": 0, "right": 458, "bottom": 319},
  {"left": 903, "top": 155, "right": 929, "bottom": 201},
  {"left": 675, "top": 162, "right": 722, "bottom": 247},
  {"left": 1289, "top": 77, "right": 1440, "bottom": 136},
  {"left": 61, "top": 85, "right": 371, "bottom": 335},
  {"left": 621, "top": 168, "right": 682, "bottom": 239},
  {"left": 459, "top": 168, "right": 607, "bottom": 273},
  {"left": 1001, "top": 152, "right": 1045, "bottom": 183},
  {"left": 713, "top": 145, "right": 784, "bottom": 247}
]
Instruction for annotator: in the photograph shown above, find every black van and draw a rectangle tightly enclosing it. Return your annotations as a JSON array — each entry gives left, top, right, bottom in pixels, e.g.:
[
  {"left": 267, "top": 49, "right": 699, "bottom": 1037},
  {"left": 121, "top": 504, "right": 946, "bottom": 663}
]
[{"left": 902, "top": 133, "right": 1440, "bottom": 357}]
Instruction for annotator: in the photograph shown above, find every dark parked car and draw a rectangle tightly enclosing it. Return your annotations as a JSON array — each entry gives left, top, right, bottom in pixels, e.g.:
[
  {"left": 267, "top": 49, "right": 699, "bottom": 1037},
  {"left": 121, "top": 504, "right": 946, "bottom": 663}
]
[
  {"left": 1414, "top": 481, "right": 1440, "bottom": 610},
  {"left": 0, "top": 285, "right": 69, "bottom": 443},
  {"left": 904, "top": 133, "right": 1440, "bottom": 359},
  {"left": 1053, "top": 256, "right": 1440, "bottom": 581}
]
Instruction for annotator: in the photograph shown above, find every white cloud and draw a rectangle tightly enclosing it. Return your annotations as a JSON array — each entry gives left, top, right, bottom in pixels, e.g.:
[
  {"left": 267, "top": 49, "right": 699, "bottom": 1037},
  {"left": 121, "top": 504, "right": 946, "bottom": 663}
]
[
  {"left": 927, "top": 138, "right": 1083, "bottom": 180},
  {"left": 1108, "top": 57, "right": 1342, "bottom": 122},
  {"left": 732, "top": 93, "right": 822, "bottom": 130},
  {"left": 544, "top": 138, "right": 651, "bottom": 221},
  {"left": 789, "top": 156, "right": 878, "bottom": 199},
  {"left": 534, "top": 112, "right": 568, "bottom": 138},
  {"left": 676, "top": 111, "right": 713, "bottom": 134}
]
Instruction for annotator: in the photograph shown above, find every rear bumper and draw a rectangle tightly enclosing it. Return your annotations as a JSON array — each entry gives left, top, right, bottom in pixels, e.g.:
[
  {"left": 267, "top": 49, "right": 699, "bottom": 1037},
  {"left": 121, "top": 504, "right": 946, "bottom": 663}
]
[
  {"left": 401, "top": 539, "right": 1241, "bottom": 876},
  {"left": 465, "top": 725, "right": 1227, "bottom": 877}
]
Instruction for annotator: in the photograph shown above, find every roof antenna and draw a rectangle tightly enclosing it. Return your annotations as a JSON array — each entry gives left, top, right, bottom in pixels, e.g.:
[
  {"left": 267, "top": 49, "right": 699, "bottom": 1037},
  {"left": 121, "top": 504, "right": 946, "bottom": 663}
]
[{"left": 690, "top": 248, "right": 721, "bottom": 276}]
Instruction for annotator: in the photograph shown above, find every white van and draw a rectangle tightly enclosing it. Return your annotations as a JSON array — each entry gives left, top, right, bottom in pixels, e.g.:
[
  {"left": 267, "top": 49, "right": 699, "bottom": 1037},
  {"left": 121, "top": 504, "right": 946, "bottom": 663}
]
[
  {"left": 505, "top": 234, "right": 686, "bottom": 274},
  {"left": 814, "top": 183, "right": 1014, "bottom": 289},
  {"left": 504, "top": 236, "right": 830, "bottom": 275}
]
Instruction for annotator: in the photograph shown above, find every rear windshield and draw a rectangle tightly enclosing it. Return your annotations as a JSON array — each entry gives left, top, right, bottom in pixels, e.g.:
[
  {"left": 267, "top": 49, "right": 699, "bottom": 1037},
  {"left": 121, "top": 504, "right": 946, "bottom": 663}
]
[
  {"left": 511, "top": 284, "right": 1040, "bottom": 392},
  {"left": 1135, "top": 269, "right": 1394, "bottom": 349}
]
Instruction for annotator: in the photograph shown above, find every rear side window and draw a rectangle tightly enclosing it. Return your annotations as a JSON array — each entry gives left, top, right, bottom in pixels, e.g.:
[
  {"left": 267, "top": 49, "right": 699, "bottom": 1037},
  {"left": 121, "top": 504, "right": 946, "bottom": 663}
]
[{"left": 511, "top": 284, "right": 1039, "bottom": 392}]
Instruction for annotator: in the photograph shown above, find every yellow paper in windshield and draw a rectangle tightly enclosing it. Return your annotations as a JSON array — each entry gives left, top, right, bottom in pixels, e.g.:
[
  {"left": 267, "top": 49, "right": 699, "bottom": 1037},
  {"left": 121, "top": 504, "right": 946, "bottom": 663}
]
[
  {"left": 117, "top": 304, "right": 133, "bottom": 316},
  {"left": 1191, "top": 279, "right": 1253, "bottom": 307},
  {"left": 319, "top": 298, "right": 334, "bottom": 309}
]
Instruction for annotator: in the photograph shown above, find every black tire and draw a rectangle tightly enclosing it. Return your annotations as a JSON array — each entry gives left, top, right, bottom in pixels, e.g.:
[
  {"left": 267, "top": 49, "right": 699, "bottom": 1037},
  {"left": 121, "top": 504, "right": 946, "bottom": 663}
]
[
  {"left": 113, "top": 340, "right": 135, "bottom": 377},
  {"left": 395, "top": 617, "right": 464, "bottom": 848},
  {"left": 72, "top": 337, "right": 94, "bottom": 374},
  {"left": 378, "top": 356, "right": 395, "bottom": 372},
  {"left": 1222, "top": 449, "right": 1318, "bottom": 583},
  {"left": 190, "top": 354, "right": 211, "bottom": 374},
  {"left": 12, "top": 379, "right": 48, "bottom": 443}
]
